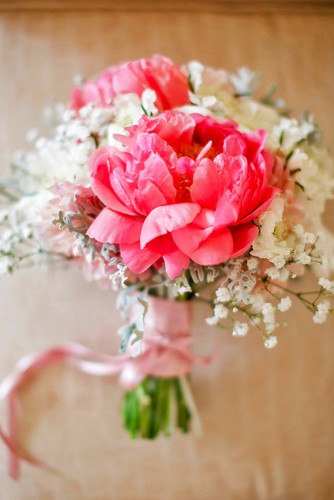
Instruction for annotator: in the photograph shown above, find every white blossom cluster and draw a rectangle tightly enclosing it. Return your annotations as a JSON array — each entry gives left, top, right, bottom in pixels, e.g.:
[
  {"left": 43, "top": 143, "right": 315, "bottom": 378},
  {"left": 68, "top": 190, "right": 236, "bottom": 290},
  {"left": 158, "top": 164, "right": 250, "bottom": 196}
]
[
  {"left": 0, "top": 192, "right": 54, "bottom": 275},
  {"left": 0, "top": 90, "right": 158, "bottom": 275},
  {"left": 203, "top": 256, "right": 333, "bottom": 348}
]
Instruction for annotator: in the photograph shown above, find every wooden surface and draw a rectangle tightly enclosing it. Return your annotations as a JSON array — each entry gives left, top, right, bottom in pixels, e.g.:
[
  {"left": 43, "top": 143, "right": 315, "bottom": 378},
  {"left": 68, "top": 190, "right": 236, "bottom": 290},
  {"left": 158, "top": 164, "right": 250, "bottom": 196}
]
[
  {"left": 1, "top": 1, "right": 334, "bottom": 15},
  {"left": 1, "top": 9, "right": 334, "bottom": 500}
]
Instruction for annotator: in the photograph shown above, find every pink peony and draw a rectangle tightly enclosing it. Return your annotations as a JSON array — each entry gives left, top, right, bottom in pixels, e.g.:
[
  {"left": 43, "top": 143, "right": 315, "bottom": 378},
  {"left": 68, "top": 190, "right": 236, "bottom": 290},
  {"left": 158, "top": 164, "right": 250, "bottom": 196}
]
[
  {"left": 69, "top": 55, "right": 190, "bottom": 112},
  {"left": 87, "top": 111, "right": 279, "bottom": 279}
]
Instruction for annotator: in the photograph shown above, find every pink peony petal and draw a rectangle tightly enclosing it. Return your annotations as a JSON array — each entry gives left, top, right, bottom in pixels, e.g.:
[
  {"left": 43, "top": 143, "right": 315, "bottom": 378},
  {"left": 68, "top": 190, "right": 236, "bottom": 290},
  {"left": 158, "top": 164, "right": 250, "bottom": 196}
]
[
  {"left": 134, "top": 144, "right": 177, "bottom": 212},
  {"left": 89, "top": 148, "right": 136, "bottom": 216},
  {"left": 262, "top": 150, "right": 276, "bottom": 176},
  {"left": 188, "top": 228, "right": 234, "bottom": 265},
  {"left": 119, "top": 112, "right": 195, "bottom": 153},
  {"left": 120, "top": 242, "right": 161, "bottom": 274},
  {"left": 223, "top": 134, "right": 246, "bottom": 156},
  {"left": 244, "top": 129, "right": 267, "bottom": 163},
  {"left": 190, "top": 159, "right": 225, "bottom": 209},
  {"left": 230, "top": 223, "right": 259, "bottom": 257},
  {"left": 143, "top": 233, "right": 190, "bottom": 279},
  {"left": 192, "top": 209, "right": 216, "bottom": 229},
  {"left": 134, "top": 181, "right": 169, "bottom": 215},
  {"left": 134, "top": 132, "right": 176, "bottom": 173},
  {"left": 69, "top": 82, "right": 105, "bottom": 110},
  {"left": 87, "top": 208, "right": 143, "bottom": 244},
  {"left": 192, "top": 114, "right": 238, "bottom": 151},
  {"left": 172, "top": 222, "right": 214, "bottom": 255},
  {"left": 163, "top": 249, "right": 190, "bottom": 279},
  {"left": 146, "top": 55, "right": 190, "bottom": 110},
  {"left": 237, "top": 187, "right": 279, "bottom": 224},
  {"left": 140, "top": 203, "right": 200, "bottom": 248},
  {"left": 89, "top": 146, "right": 117, "bottom": 177},
  {"left": 214, "top": 194, "right": 239, "bottom": 227},
  {"left": 69, "top": 55, "right": 190, "bottom": 112}
]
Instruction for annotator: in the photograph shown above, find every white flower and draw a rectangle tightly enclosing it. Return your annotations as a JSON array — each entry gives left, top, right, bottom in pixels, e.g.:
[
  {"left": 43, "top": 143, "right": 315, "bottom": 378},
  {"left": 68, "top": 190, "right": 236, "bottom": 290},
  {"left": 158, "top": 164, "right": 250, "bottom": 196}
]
[
  {"left": 113, "top": 93, "right": 143, "bottom": 127},
  {"left": 247, "top": 257, "right": 259, "bottom": 271},
  {"left": 187, "top": 60, "right": 204, "bottom": 92},
  {"left": 214, "top": 304, "right": 228, "bottom": 319},
  {"left": 262, "top": 303, "right": 275, "bottom": 324},
  {"left": 0, "top": 256, "right": 12, "bottom": 276},
  {"left": 266, "top": 267, "right": 280, "bottom": 280},
  {"left": 320, "top": 256, "right": 330, "bottom": 270},
  {"left": 303, "top": 232, "right": 316, "bottom": 245},
  {"left": 216, "top": 287, "right": 231, "bottom": 303},
  {"left": 277, "top": 268, "right": 290, "bottom": 282},
  {"left": 108, "top": 123, "right": 127, "bottom": 148},
  {"left": 78, "top": 103, "right": 94, "bottom": 119},
  {"left": 251, "top": 197, "right": 290, "bottom": 262},
  {"left": 297, "top": 253, "right": 312, "bottom": 265},
  {"left": 318, "top": 277, "right": 334, "bottom": 292},
  {"left": 229, "top": 67, "right": 260, "bottom": 95},
  {"left": 278, "top": 297, "right": 292, "bottom": 312},
  {"left": 141, "top": 89, "right": 158, "bottom": 116},
  {"left": 180, "top": 100, "right": 215, "bottom": 117},
  {"left": 62, "top": 110, "right": 76, "bottom": 122},
  {"left": 66, "top": 122, "right": 90, "bottom": 141},
  {"left": 318, "top": 301, "right": 330, "bottom": 313},
  {"left": 272, "top": 118, "right": 314, "bottom": 152},
  {"left": 235, "top": 98, "right": 280, "bottom": 131},
  {"left": 313, "top": 301, "right": 331, "bottom": 324},
  {"left": 288, "top": 147, "right": 334, "bottom": 227},
  {"left": 232, "top": 321, "right": 249, "bottom": 337},
  {"left": 206, "top": 316, "right": 219, "bottom": 326},
  {"left": 250, "top": 293, "right": 265, "bottom": 313},
  {"left": 271, "top": 255, "right": 286, "bottom": 269},
  {"left": 264, "top": 336, "right": 278, "bottom": 349}
]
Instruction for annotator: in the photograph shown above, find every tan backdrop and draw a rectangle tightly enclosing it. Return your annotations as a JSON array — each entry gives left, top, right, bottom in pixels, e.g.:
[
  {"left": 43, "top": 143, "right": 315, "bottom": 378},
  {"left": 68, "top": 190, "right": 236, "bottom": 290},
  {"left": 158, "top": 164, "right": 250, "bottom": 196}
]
[{"left": 0, "top": 4, "right": 334, "bottom": 499}]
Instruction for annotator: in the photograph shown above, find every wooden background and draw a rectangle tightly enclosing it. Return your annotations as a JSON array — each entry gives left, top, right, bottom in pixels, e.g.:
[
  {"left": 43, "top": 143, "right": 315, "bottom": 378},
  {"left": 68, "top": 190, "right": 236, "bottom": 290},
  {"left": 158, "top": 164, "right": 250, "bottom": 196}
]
[
  {"left": 0, "top": 1, "right": 334, "bottom": 14},
  {"left": 1, "top": 3, "right": 334, "bottom": 499}
]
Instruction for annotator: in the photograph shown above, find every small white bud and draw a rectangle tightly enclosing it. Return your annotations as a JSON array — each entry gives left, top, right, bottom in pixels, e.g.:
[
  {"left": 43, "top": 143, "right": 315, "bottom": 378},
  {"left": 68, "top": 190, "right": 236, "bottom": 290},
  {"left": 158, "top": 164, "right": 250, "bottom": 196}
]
[
  {"left": 264, "top": 336, "right": 278, "bottom": 349},
  {"left": 278, "top": 297, "right": 292, "bottom": 312},
  {"left": 232, "top": 322, "right": 249, "bottom": 337}
]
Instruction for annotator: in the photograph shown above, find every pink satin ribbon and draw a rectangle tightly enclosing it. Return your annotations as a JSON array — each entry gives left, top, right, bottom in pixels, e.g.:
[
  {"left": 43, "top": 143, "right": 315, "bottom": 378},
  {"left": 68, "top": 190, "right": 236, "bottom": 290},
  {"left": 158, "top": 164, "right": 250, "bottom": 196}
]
[{"left": 0, "top": 296, "right": 211, "bottom": 480}]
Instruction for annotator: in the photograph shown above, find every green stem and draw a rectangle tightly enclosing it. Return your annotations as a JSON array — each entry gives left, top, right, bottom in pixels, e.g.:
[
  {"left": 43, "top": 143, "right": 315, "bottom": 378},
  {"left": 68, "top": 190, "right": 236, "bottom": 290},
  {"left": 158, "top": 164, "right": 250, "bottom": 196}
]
[
  {"left": 263, "top": 280, "right": 317, "bottom": 310},
  {"left": 122, "top": 375, "right": 194, "bottom": 439}
]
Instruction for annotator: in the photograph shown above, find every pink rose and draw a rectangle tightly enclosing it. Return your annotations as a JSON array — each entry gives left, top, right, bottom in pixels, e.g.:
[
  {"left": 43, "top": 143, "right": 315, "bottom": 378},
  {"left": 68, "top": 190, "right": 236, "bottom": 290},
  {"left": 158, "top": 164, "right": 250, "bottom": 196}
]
[
  {"left": 87, "top": 111, "right": 279, "bottom": 279},
  {"left": 69, "top": 55, "right": 190, "bottom": 112}
]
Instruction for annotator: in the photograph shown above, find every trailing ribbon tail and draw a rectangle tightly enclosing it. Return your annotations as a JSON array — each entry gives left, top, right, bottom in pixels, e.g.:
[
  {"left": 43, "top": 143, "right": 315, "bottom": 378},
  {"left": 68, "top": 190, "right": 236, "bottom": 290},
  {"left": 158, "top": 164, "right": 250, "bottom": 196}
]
[
  {"left": 0, "top": 297, "right": 214, "bottom": 480},
  {"left": 0, "top": 343, "right": 131, "bottom": 479}
]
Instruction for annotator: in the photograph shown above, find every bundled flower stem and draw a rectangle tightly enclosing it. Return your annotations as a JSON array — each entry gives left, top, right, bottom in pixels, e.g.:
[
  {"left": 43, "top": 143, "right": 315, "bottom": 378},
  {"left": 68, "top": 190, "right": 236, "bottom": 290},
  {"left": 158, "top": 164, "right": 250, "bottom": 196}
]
[
  {"left": 123, "top": 375, "right": 192, "bottom": 439},
  {"left": 116, "top": 289, "right": 206, "bottom": 439}
]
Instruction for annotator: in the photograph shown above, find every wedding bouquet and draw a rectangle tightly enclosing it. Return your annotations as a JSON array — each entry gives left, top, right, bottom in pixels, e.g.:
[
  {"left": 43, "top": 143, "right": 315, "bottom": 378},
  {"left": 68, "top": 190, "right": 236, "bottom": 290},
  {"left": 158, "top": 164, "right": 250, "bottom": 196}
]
[{"left": 1, "top": 55, "right": 334, "bottom": 474}]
